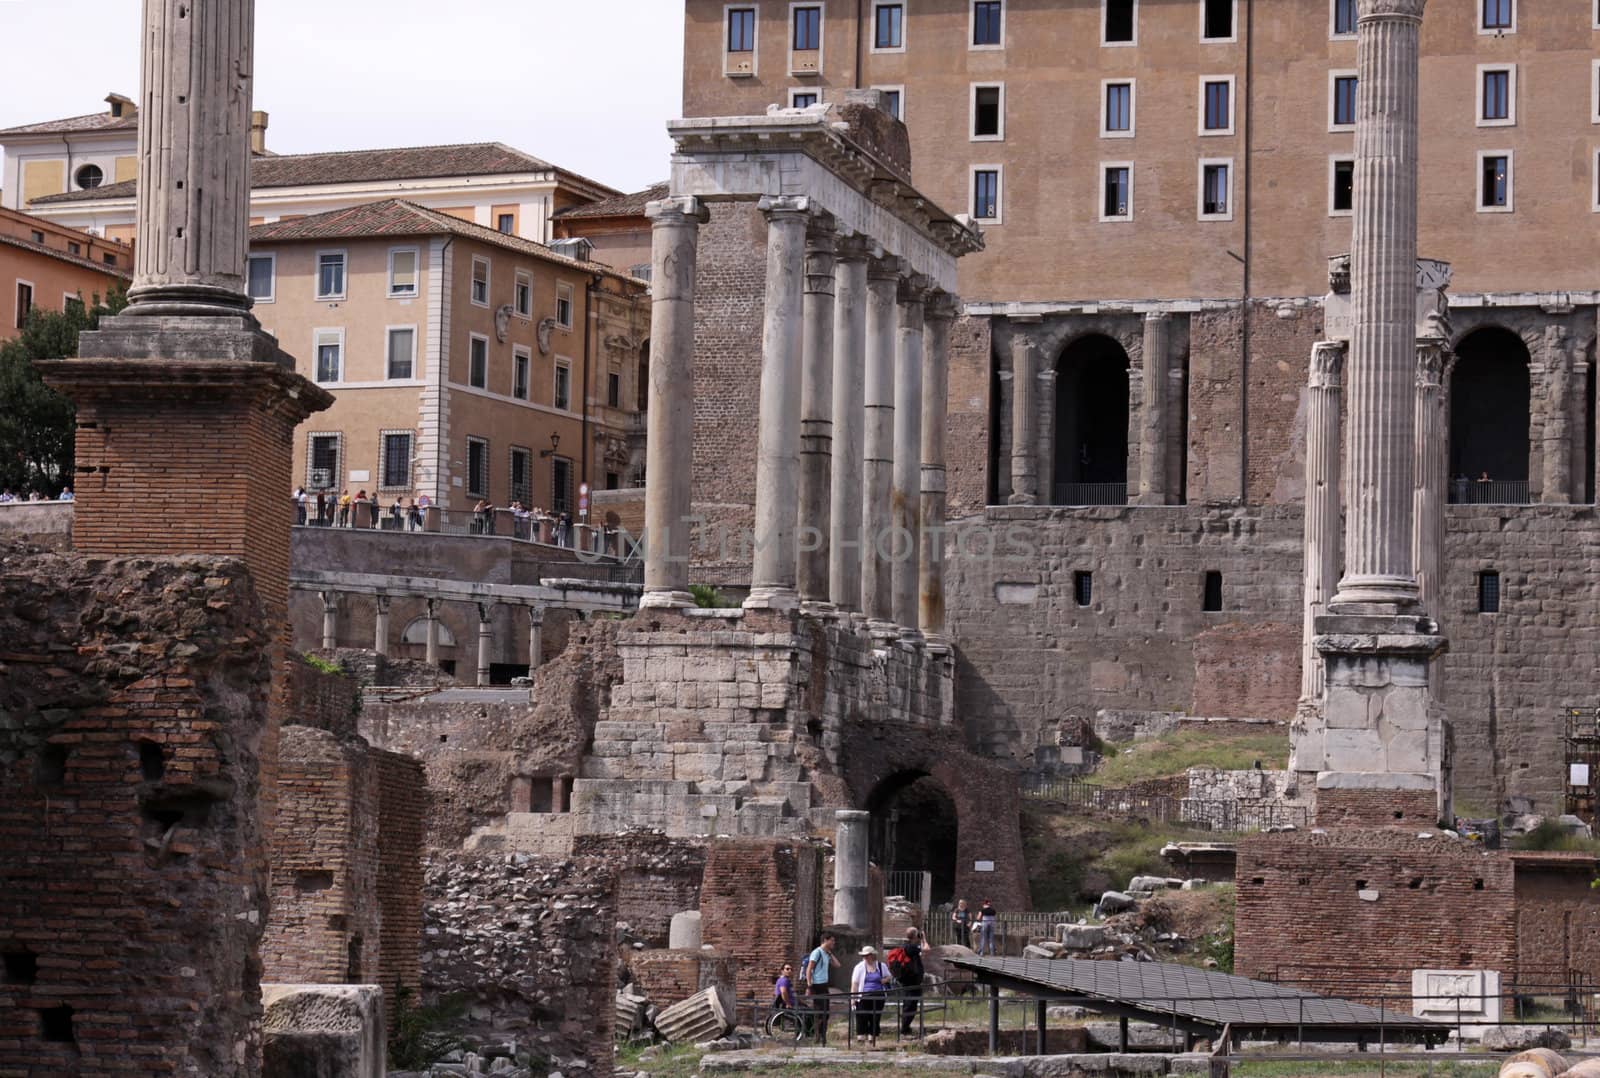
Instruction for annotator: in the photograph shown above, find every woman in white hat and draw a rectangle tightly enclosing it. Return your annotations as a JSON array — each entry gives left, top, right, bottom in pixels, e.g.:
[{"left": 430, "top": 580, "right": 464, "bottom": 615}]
[{"left": 850, "top": 944, "right": 892, "bottom": 1047}]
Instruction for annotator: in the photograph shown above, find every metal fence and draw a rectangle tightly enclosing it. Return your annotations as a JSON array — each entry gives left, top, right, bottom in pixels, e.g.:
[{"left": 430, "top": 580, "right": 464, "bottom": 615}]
[
  {"left": 1448, "top": 478, "right": 1531, "bottom": 504},
  {"left": 886, "top": 870, "right": 931, "bottom": 911},
  {"left": 1053, "top": 482, "right": 1129, "bottom": 507},
  {"left": 922, "top": 910, "right": 1078, "bottom": 952}
]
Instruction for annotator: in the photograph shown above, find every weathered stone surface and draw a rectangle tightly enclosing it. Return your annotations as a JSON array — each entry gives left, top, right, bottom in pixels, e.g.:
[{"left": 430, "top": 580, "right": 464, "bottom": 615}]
[
  {"left": 1482, "top": 1027, "right": 1572, "bottom": 1053},
  {"left": 262, "top": 984, "right": 384, "bottom": 1078},
  {"left": 1099, "top": 891, "right": 1137, "bottom": 914},
  {"left": 1057, "top": 925, "right": 1107, "bottom": 950},
  {"left": 654, "top": 985, "right": 734, "bottom": 1043},
  {"left": 1085, "top": 1022, "right": 1189, "bottom": 1052}
]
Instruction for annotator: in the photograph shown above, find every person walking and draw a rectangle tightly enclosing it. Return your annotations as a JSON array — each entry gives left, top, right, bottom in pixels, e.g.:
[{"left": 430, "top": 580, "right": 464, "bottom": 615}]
[
  {"left": 951, "top": 899, "right": 974, "bottom": 948},
  {"left": 292, "top": 486, "right": 306, "bottom": 525},
  {"left": 800, "top": 931, "right": 837, "bottom": 1044},
  {"left": 978, "top": 899, "right": 998, "bottom": 956},
  {"left": 851, "top": 945, "right": 891, "bottom": 1047},
  {"left": 888, "top": 928, "right": 925, "bottom": 1036}
]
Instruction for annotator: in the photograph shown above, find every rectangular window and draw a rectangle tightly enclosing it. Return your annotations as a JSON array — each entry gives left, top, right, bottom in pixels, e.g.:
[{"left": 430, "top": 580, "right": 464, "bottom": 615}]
[
  {"left": 607, "top": 371, "right": 621, "bottom": 408},
  {"left": 1104, "top": 0, "right": 1135, "bottom": 44},
  {"left": 314, "top": 329, "right": 342, "bottom": 383},
  {"left": 876, "top": 86, "right": 903, "bottom": 120},
  {"left": 381, "top": 432, "right": 413, "bottom": 490},
  {"left": 471, "top": 257, "right": 490, "bottom": 307},
  {"left": 606, "top": 471, "right": 621, "bottom": 490},
  {"left": 1102, "top": 164, "right": 1132, "bottom": 220},
  {"left": 1074, "top": 571, "right": 1093, "bottom": 607},
  {"left": 1479, "top": 152, "right": 1512, "bottom": 211},
  {"left": 67, "top": 241, "right": 80, "bottom": 255},
  {"left": 972, "top": 0, "right": 1002, "bottom": 46},
  {"left": 470, "top": 335, "right": 489, "bottom": 388},
  {"left": 728, "top": 6, "right": 756, "bottom": 51},
  {"left": 1203, "top": 571, "right": 1223, "bottom": 612},
  {"left": 554, "top": 362, "right": 572, "bottom": 410},
  {"left": 1332, "top": 0, "right": 1356, "bottom": 35},
  {"left": 15, "top": 282, "right": 32, "bottom": 329},
  {"left": 388, "top": 248, "right": 418, "bottom": 296},
  {"left": 1103, "top": 81, "right": 1134, "bottom": 136},
  {"left": 29, "top": 230, "right": 43, "bottom": 243},
  {"left": 972, "top": 168, "right": 1001, "bottom": 220},
  {"left": 793, "top": 4, "right": 821, "bottom": 49},
  {"left": 551, "top": 457, "right": 573, "bottom": 515},
  {"left": 102, "top": 252, "right": 116, "bottom": 266},
  {"left": 1330, "top": 157, "right": 1355, "bottom": 215},
  {"left": 467, "top": 437, "right": 489, "bottom": 499},
  {"left": 1200, "top": 161, "right": 1232, "bottom": 219},
  {"left": 1202, "top": 0, "right": 1233, "bottom": 40},
  {"left": 513, "top": 349, "right": 530, "bottom": 400},
  {"left": 1332, "top": 74, "right": 1358, "bottom": 129},
  {"left": 246, "top": 254, "right": 275, "bottom": 302},
  {"left": 496, "top": 213, "right": 515, "bottom": 235},
  {"left": 1202, "top": 78, "right": 1233, "bottom": 134},
  {"left": 1481, "top": 0, "right": 1513, "bottom": 31},
  {"left": 386, "top": 327, "right": 415, "bottom": 380},
  {"left": 308, "top": 434, "right": 340, "bottom": 491},
  {"left": 874, "top": 2, "right": 903, "bottom": 49},
  {"left": 556, "top": 283, "right": 574, "bottom": 329},
  {"left": 791, "top": 90, "right": 820, "bottom": 108},
  {"left": 510, "top": 447, "right": 532, "bottom": 506},
  {"left": 1479, "top": 66, "right": 1514, "bottom": 125},
  {"left": 972, "top": 84, "right": 1003, "bottom": 139},
  {"left": 514, "top": 271, "right": 532, "bottom": 317},
  {"left": 316, "top": 251, "right": 346, "bottom": 299},
  {"left": 1478, "top": 570, "right": 1501, "bottom": 613}
]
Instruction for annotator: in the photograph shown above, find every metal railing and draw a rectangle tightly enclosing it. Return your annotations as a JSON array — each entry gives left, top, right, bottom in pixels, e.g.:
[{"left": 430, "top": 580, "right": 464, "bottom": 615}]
[
  {"left": 885, "top": 870, "right": 931, "bottom": 911},
  {"left": 295, "top": 504, "right": 631, "bottom": 559},
  {"left": 1180, "top": 799, "right": 1311, "bottom": 833},
  {"left": 923, "top": 911, "right": 1079, "bottom": 953},
  {"left": 1448, "top": 478, "right": 1531, "bottom": 505},
  {"left": 1052, "top": 482, "right": 1128, "bottom": 507}
]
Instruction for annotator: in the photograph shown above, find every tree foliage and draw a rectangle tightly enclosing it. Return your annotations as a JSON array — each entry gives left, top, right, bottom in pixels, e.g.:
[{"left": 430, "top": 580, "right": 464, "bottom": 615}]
[{"left": 0, "top": 287, "right": 126, "bottom": 495}]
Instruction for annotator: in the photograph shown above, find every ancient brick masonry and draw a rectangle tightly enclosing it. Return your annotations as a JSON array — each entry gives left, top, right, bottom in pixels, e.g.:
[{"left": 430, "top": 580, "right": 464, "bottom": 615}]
[
  {"left": 572, "top": 832, "right": 707, "bottom": 947},
  {"left": 698, "top": 839, "right": 822, "bottom": 981},
  {"left": 0, "top": 548, "right": 273, "bottom": 1077}
]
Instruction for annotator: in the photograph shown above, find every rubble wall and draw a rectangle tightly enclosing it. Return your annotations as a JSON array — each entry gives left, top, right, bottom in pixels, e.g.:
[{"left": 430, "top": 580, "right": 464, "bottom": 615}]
[{"left": 572, "top": 832, "right": 707, "bottom": 947}]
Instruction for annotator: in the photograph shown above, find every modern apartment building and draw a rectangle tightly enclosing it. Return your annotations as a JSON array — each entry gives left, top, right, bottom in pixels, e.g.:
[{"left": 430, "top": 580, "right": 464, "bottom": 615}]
[
  {"left": 247, "top": 200, "right": 648, "bottom": 516},
  {"left": 0, "top": 206, "right": 130, "bottom": 340}
]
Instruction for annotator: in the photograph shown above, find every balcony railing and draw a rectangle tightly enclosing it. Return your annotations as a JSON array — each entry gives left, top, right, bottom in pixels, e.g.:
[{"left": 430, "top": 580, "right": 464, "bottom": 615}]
[
  {"left": 1052, "top": 482, "right": 1128, "bottom": 507},
  {"left": 1448, "top": 478, "right": 1530, "bottom": 505}
]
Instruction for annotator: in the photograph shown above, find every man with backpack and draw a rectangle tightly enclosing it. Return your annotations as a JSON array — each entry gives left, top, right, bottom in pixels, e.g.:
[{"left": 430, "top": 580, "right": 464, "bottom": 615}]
[
  {"left": 885, "top": 927, "right": 926, "bottom": 1036},
  {"left": 799, "top": 932, "right": 837, "bottom": 1043}
]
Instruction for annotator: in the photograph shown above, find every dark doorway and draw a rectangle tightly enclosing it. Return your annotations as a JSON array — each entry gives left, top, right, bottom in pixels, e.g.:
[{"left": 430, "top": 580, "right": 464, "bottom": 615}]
[
  {"left": 1053, "top": 335, "right": 1131, "bottom": 505},
  {"left": 867, "top": 772, "right": 958, "bottom": 906},
  {"left": 1449, "top": 328, "right": 1531, "bottom": 504},
  {"left": 637, "top": 339, "right": 650, "bottom": 413}
]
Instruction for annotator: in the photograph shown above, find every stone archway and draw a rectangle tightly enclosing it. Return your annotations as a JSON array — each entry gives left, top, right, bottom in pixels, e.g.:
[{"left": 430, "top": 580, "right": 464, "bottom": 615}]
[
  {"left": 866, "top": 770, "right": 959, "bottom": 905},
  {"left": 1053, "top": 334, "right": 1131, "bottom": 505},
  {"left": 1449, "top": 326, "right": 1531, "bottom": 504}
]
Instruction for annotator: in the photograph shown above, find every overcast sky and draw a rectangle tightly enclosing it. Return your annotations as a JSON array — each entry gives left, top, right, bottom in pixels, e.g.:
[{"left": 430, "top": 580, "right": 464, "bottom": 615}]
[{"left": 0, "top": 0, "right": 685, "bottom": 193}]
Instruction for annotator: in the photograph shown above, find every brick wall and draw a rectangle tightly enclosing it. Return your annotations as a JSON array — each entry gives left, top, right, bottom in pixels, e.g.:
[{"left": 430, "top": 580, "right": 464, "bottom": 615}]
[
  {"left": 1191, "top": 621, "right": 1303, "bottom": 721},
  {"left": 1511, "top": 853, "right": 1600, "bottom": 985},
  {"left": 627, "top": 949, "right": 736, "bottom": 1009},
  {"left": 375, "top": 751, "right": 426, "bottom": 1016},
  {"left": 572, "top": 833, "right": 707, "bottom": 947},
  {"left": 700, "top": 840, "right": 823, "bottom": 981},
  {"left": 1315, "top": 786, "right": 1440, "bottom": 829}
]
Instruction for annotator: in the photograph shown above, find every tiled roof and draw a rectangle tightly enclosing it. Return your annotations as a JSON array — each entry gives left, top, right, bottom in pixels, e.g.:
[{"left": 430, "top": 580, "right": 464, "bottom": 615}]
[
  {"left": 553, "top": 182, "right": 669, "bottom": 221},
  {"left": 0, "top": 233, "right": 132, "bottom": 280},
  {"left": 247, "top": 199, "right": 645, "bottom": 284},
  {"left": 30, "top": 142, "right": 620, "bottom": 205},
  {"left": 0, "top": 111, "right": 138, "bottom": 138}
]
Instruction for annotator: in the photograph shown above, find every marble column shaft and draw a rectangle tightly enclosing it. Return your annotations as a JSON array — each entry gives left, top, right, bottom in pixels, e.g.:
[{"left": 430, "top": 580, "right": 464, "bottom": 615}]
[
  {"left": 892, "top": 281, "right": 926, "bottom": 636},
  {"left": 745, "top": 196, "right": 810, "bottom": 611},
  {"left": 829, "top": 240, "right": 871, "bottom": 612},
  {"left": 424, "top": 598, "right": 440, "bottom": 667},
  {"left": 1138, "top": 313, "right": 1171, "bottom": 505},
  {"left": 920, "top": 295, "right": 957, "bottom": 647},
  {"left": 832, "top": 809, "right": 872, "bottom": 931},
  {"left": 1301, "top": 342, "right": 1346, "bottom": 703},
  {"left": 320, "top": 591, "right": 337, "bottom": 651},
  {"left": 527, "top": 606, "right": 545, "bottom": 672},
  {"left": 861, "top": 258, "right": 900, "bottom": 624},
  {"left": 476, "top": 602, "right": 493, "bottom": 687},
  {"left": 1335, "top": 0, "right": 1426, "bottom": 608},
  {"left": 640, "top": 196, "right": 708, "bottom": 609},
  {"left": 797, "top": 219, "right": 837, "bottom": 606},
  {"left": 1009, "top": 332, "right": 1038, "bottom": 505},
  {"left": 1412, "top": 340, "right": 1449, "bottom": 611},
  {"left": 373, "top": 595, "right": 390, "bottom": 657},
  {"left": 1542, "top": 327, "right": 1573, "bottom": 505},
  {"left": 1036, "top": 369, "right": 1057, "bottom": 507}
]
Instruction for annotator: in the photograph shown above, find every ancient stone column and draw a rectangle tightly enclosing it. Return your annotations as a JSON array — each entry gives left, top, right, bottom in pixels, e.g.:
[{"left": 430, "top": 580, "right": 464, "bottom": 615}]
[
  {"left": 1299, "top": 342, "right": 1346, "bottom": 705},
  {"left": 527, "top": 605, "right": 544, "bottom": 673},
  {"left": 1009, "top": 329, "right": 1039, "bottom": 505},
  {"left": 373, "top": 595, "right": 390, "bottom": 657},
  {"left": 476, "top": 602, "right": 493, "bottom": 687},
  {"left": 1333, "top": 0, "right": 1426, "bottom": 609},
  {"left": 1412, "top": 339, "right": 1449, "bottom": 610},
  {"left": 861, "top": 256, "right": 901, "bottom": 627},
  {"left": 744, "top": 195, "right": 810, "bottom": 612},
  {"left": 641, "top": 195, "right": 709, "bottom": 610},
  {"left": 1037, "top": 369, "right": 1057, "bottom": 506},
  {"left": 798, "top": 215, "right": 837, "bottom": 610},
  {"left": 921, "top": 294, "right": 958, "bottom": 651},
  {"left": 320, "top": 591, "right": 338, "bottom": 651},
  {"left": 829, "top": 236, "right": 872, "bottom": 613},
  {"left": 424, "top": 598, "right": 440, "bottom": 667},
  {"left": 892, "top": 278, "right": 926, "bottom": 639},
  {"left": 1542, "top": 326, "right": 1573, "bottom": 505},
  {"left": 833, "top": 809, "right": 872, "bottom": 932},
  {"left": 1138, "top": 313, "right": 1171, "bottom": 506}
]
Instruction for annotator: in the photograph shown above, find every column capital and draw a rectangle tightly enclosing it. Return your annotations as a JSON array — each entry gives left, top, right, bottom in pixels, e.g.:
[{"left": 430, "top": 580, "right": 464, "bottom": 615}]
[
  {"left": 806, "top": 211, "right": 839, "bottom": 246},
  {"left": 897, "top": 274, "right": 932, "bottom": 307},
  {"left": 1358, "top": 0, "right": 1425, "bottom": 23},
  {"left": 1415, "top": 338, "right": 1449, "bottom": 390},
  {"left": 374, "top": 594, "right": 391, "bottom": 612},
  {"left": 476, "top": 601, "right": 494, "bottom": 624},
  {"left": 645, "top": 195, "right": 710, "bottom": 225},
  {"left": 757, "top": 194, "right": 813, "bottom": 220},
  {"left": 834, "top": 232, "right": 877, "bottom": 263},
  {"left": 1143, "top": 310, "right": 1172, "bottom": 326},
  {"left": 868, "top": 255, "right": 904, "bottom": 283},
  {"left": 1310, "top": 340, "right": 1347, "bottom": 388},
  {"left": 925, "top": 291, "right": 961, "bottom": 323},
  {"left": 526, "top": 604, "right": 546, "bottom": 626}
]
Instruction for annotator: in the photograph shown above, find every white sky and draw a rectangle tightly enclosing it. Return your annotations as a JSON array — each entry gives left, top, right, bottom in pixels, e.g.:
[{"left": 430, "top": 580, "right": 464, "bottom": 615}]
[{"left": 0, "top": 0, "right": 686, "bottom": 194}]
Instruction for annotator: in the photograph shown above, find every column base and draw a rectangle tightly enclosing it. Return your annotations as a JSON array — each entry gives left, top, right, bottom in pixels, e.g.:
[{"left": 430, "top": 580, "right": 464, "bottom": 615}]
[
  {"left": 922, "top": 632, "right": 952, "bottom": 656},
  {"left": 640, "top": 589, "right": 696, "bottom": 610},
  {"left": 896, "top": 627, "right": 925, "bottom": 647},
  {"left": 867, "top": 618, "right": 900, "bottom": 643},
  {"left": 1330, "top": 573, "right": 1421, "bottom": 611},
  {"left": 800, "top": 599, "right": 838, "bottom": 619},
  {"left": 1007, "top": 491, "right": 1037, "bottom": 506},
  {"left": 743, "top": 586, "right": 800, "bottom": 612}
]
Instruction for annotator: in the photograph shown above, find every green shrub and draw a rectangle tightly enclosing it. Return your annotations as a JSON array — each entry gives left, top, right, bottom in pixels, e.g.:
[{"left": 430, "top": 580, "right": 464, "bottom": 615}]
[
  {"left": 689, "top": 584, "right": 731, "bottom": 608},
  {"left": 304, "top": 654, "right": 343, "bottom": 676},
  {"left": 388, "top": 986, "right": 471, "bottom": 1070},
  {"left": 1514, "top": 819, "right": 1600, "bottom": 853}
]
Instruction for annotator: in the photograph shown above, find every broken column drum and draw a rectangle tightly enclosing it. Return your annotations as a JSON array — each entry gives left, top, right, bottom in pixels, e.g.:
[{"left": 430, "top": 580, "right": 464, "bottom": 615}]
[{"left": 833, "top": 809, "right": 872, "bottom": 932}]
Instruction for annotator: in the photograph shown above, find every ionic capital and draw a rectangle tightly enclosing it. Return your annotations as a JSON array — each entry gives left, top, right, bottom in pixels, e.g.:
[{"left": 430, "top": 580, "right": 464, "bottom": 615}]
[
  {"left": 645, "top": 195, "right": 710, "bottom": 226},
  {"left": 897, "top": 274, "right": 932, "bottom": 307},
  {"left": 757, "top": 194, "right": 812, "bottom": 222},
  {"left": 834, "top": 232, "right": 877, "bottom": 264},
  {"left": 1310, "top": 340, "right": 1347, "bottom": 388},
  {"left": 1143, "top": 310, "right": 1172, "bottom": 327},
  {"left": 527, "top": 604, "right": 546, "bottom": 627},
  {"left": 925, "top": 291, "right": 961, "bottom": 324},
  {"left": 867, "top": 255, "right": 904, "bottom": 283}
]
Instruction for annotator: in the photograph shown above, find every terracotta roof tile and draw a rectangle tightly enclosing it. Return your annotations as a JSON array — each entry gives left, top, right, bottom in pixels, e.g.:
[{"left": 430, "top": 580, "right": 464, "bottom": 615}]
[
  {"left": 0, "top": 233, "right": 132, "bottom": 280},
  {"left": 0, "top": 111, "right": 139, "bottom": 138},
  {"left": 552, "top": 182, "right": 669, "bottom": 221}
]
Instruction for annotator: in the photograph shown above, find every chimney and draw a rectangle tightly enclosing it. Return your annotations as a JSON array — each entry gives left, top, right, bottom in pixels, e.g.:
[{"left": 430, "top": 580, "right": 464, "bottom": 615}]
[
  {"left": 105, "top": 92, "right": 137, "bottom": 120},
  {"left": 250, "top": 111, "right": 269, "bottom": 155}
]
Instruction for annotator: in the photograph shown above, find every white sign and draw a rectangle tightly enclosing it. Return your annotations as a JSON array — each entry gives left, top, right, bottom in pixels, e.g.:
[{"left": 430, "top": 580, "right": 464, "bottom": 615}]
[
  {"left": 974, "top": 860, "right": 995, "bottom": 873},
  {"left": 579, "top": 482, "right": 591, "bottom": 496},
  {"left": 1571, "top": 763, "right": 1591, "bottom": 787},
  {"left": 348, "top": 470, "right": 370, "bottom": 483}
]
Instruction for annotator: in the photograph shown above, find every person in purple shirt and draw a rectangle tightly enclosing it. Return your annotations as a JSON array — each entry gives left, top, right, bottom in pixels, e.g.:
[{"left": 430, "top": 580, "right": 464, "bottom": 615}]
[
  {"left": 772, "top": 962, "right": 795, "bottom": 1010},
  {"left": 850, "top": 945, "right": 891, "bottom": 1047}
]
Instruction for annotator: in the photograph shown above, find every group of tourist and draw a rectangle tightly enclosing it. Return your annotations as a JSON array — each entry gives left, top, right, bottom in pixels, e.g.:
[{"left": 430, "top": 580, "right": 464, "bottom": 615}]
[
  {"left": 292, "top": 487, "right": 582, "bottom": 546},
  {"left": 0, "top": 487, "right": 71, "bottom": 503},
  {"left": 470, "top": 498, "right": 574, "bottom": 545},
  {"left": 949, "top": 897, "right": 1000, "bottom": 955},
  {"left": 776, "top": 927, "right": 928, "bottom": 1048}
]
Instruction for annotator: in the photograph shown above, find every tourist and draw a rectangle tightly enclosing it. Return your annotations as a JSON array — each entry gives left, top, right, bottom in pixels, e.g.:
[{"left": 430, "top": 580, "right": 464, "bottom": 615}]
[
  {"left": 316, "top": 489, "right": 331, "bottom": 526},
  {"left": 57, "top": 486, "right": 73, "bottom": 502},
  {"left": 337, "top": 489, "right": 351, "bottom": 527},
  {"left": 557, "top": 511, "right": 572, "bottom": 548},
  {"left": 0, "top": 490, "right": 12, "bottom": 503},
  {"left": 407, "top": 495, "right": 424, "bottom": 532},
  {"left": 353, "top": 490, "right": 369, "bottom": 528},
  {"left": 292, "top": 486, "right": 306, "bottom": 525},
  {"left": 890, "top": 928, "right": 925, "bottom": 1035},
  {"left": 978, "top": 899, "right": 998, "bottom": 955},
  {"left": 800, "top": 931, "right": 837, "bottom": 1044},
  {"left": 850, "top": 945, "right": 890, "bottom": 1047},
  {"left": 26, "top": 491, "right": 43, "bottom": 502},
  {"left": 951, "top": 899, "right": 973, "bottom": 948},
  {"left": 473, "top": 498, "right": 494, "bottom": 535},
  {"left": 388, "top": 498, "right": 404, "bottom": 529},
  {"left": 772, "top": 962, "right": 796, "bottom": 1012}
]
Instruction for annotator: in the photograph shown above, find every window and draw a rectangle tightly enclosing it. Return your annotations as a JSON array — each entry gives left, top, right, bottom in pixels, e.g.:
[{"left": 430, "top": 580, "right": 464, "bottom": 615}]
[
  {"left": 29, "top": 230, "right": 43, "bottom": 243},
  {"left": 1332, "top": 0, "right": 1356, "bottom": 36},
  {"left": 791, "top": 90, "right": 820, "bottom": 108},
  {"left": 467, "top": 437, "right": 489, "bottom": 498},
  {"left": 1200, "top": 160, "right": 1232, "bottom": 219},
  {"left": 469, "top": 335, "right": 489, "bottom": 388},
  {"left": 793, "top": 4, "right": 821, "bottom": 49},
  {"left": 1593, "top": 60, "right": 1600, "bottom": 124},
  {"left": 1101, "top": 164, "right": 1133, "bottom": 221},
  {"left": 380, "top": 432, "right": 413, "bottom": 489},
  {"left": 510, "top": 447, "right": 532, "bottom": 505},
  {"left": 246, "top": 254, "right": 275, "bottom": 302},
  {"left": 1331, "top": 73, "right": 1358, "bottom": 129},
  {"left": 1103, "top": 81, "right": 1134, "bottom": 137},
  {"left": 607, "top": 371, "right": 621, "bottom": 408},
  {"left": 513, "top": 348, "right": 530, "bottom": 400},
  {"left": 14, "top": 282, "right": 32, "bottom": 329},
  {"left": 875, "top": 86, "right": 904, "bottom": 120},
  {"left": 1478, "top": 570, "right": 1501, "bottom": 613},
  {"left": 514, "top": 271, "right": 532, "bottom": 317},
  {"left": 64, "top": 293, "right": 84, "bottom": 315},
  {"left": 388, "top": 248, "right": 418, "bottom": 297},
  {"left": 972, "top": 84, "right": 1003, "bottom": 139},
  {"left": 75, "top": 164, "right": 103, "bottom": 190},
  {"left": 972, "top": 0, "right": 1002, "bottom": 47},
  {"left": 554, "top": 362, "right": 572, "bottom": 410},
  {"left": 1201, "top": 77, "right": 1234, "bottom": 135},
  {"left": 606, "top": 471, "right": 621, "bottom": 490},
  {"left": 497, "top": 213, "right": 515, "bottom": 235},
  {"left": 728, "top": 6, "right": 756, "bottom": 51},
  {"left": 67, "top": 241, "right": 80, "bottom": 255},
  {"left": 314, "top": 329, "right": 343, "bottom": 383},
  {"left": 1478, "top": 66, "right": 1514, "bottom": 126},
  {"left": 1480, "top": 0, "right": 1513, "bottom": 32},
  {"left": 972, "top": 167, "right": 1001, "bottom": 221},
  {"left": 308, "top": 434, "right": 341, "bottom": 491},
  {"left": 387, "top": 327, "right": 415, "bottom": 380},
  {"left": 1330, "top": 156, "right": 1355, "bottom": 215},
  {"left": 873, "top": 2, "right": 903, "bottom": 50},
  {"left": 1104, "top": 0, "right": 1135, "bottom": 44},
  {"left": 552, "top": 457, "right": 573, "bottom": 515},
  {"left": 1203, "top": 571, "right": 1223, "bottom": 612},
  {"left": 471, "top": 257, "right": 490, "bottom": 307},
  {"left": 316, "top": 251, "right": 346, "bottom": 299},
  {"left": 102, "top": 252, "right": 116, "bottom": 266},
  {"left": 1479, "top": 152, "right": 1512, "bottom": 212},
  {"left": 556, "top": 283, "right": 574, "bottom": 329},
  {"left": 1201, "top": 0, "right": 1234, "bottom": 40},
  {"left": 1074, "top": 571, "right": 1093, "bottom": 607}
]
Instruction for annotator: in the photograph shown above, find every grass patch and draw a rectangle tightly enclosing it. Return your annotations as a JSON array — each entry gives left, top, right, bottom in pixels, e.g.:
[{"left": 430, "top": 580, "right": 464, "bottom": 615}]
[
  {"left": 1234, "top": 1061, "right": 1497, "bottom": 1077},
  {"left": 615, "top": 1041, "right": 703, "bottom": 1078},
  {"left": 1094, "top": 724, "right": 1289, "bottom": 787},
  {"left": 1513, "top": 819, "right": 1600, "bottom": 854},
  {"left": 1021, "top": 805, "right": 1228, "bottom": 907}
]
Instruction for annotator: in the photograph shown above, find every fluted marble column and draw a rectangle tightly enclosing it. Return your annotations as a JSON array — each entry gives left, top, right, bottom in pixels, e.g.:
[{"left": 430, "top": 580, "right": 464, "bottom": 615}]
[
  {"left": 798, "top": 216, "right": 837, "bottom": 608},
  {"left": 1334, "top": 0, "right": 1426, "bottom": 609},
  {"left": 128, "top": 0, "right": 257, "bottom": 314},
  {"left": 1138, "top": 313, "right": 1171, "bottom": 505},
  {"left": 920, "top": 294, "right": 958, "bottom": 651},
  {"left": 892, "top": 278, "right": 926, "bottom": 639},
  {"left": 861, "top": 257, "right": 901, "bottom": 626},
  {"left": 1412, "top": 339, "right": 1449, "bottom": 610},
  {"left": 829, "top": 236, "right": 872, "bottom": 612},
  {"left": 641, "top": 196, "right": 708, "bottom": 609},
  {"left": 1037, "top": 369, "right": 1057, "bottom": 506},
  {"left": 1300, "top": 342, "right": 1346, "bottom": 703},
  {"left": 1542, "top": 327, "right": 1573, "bottom": 505},
  {"left": 475, "top": 602, "right": 493, "bottom": 687},
  {"left": 1009, "top": 330, "right": 1039, "bottom": 505},
  {"left": 373, "top": 595, "right": 390, "bottom": 657},
  {"left": 745, "top": 196, "right": 811, "bottom": 611}
]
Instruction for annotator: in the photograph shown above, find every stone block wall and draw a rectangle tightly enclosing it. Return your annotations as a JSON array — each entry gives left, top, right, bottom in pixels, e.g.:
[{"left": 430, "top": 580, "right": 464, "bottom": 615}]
[
  {"left": 0, "top": 550, "right": 272, "bottom": 1076},
  {"left": 699, "top": 839, "right": 823, "bottom": 979},
  {"left": 572, "top": 832, "right": 707, "bottom": 947}
]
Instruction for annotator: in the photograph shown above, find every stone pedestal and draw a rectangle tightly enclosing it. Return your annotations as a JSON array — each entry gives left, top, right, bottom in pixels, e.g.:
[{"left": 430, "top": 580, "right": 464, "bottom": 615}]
[
  {"left": 833, "top": 809, "right": 872, "bottom": 932},
  {"left": 668, "top": 910, "right": 703, "bottom": 950}
]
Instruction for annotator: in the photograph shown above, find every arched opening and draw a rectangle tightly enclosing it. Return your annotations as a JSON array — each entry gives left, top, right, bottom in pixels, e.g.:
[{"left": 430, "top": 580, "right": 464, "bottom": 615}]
[
  {"left": 400, "top": 618, "right": 456, "bottom": 648},
  {"left": 1449, "top": 327, "right": 1531, "bottom": 504},
  {"left": 1053, "top": 334, "right": 1130, "bottom": 505},
  {"left": 867, "top": 772, "right": 958, "bottom": 906}
]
